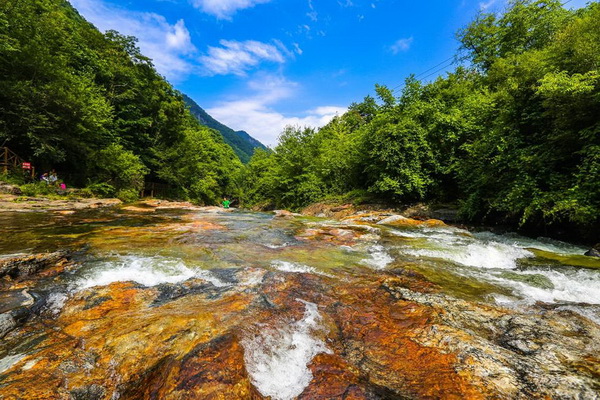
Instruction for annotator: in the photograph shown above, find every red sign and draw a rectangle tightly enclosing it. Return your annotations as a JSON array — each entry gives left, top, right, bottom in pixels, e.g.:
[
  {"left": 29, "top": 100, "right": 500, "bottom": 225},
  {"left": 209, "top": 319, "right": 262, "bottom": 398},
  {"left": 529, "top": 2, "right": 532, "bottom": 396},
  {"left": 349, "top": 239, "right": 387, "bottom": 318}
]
[{"left": 22, "top": 162, "right": 31, "bottom": 170}]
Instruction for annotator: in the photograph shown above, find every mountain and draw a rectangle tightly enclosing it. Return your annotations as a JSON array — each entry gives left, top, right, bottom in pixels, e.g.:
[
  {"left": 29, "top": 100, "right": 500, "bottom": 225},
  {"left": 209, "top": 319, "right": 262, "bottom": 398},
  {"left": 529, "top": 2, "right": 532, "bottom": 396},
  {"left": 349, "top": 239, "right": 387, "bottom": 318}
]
[{"left": 182, "top": 94, "right": 267, "bottom": 163}]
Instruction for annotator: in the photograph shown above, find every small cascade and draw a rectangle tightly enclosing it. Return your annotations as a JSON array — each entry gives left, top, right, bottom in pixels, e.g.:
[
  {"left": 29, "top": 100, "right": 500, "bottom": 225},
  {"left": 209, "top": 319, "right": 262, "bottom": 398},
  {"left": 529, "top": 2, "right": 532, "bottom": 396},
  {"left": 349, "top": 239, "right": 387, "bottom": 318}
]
[{"left": 241, "top": 299, "right": 331, "bottom": 400}]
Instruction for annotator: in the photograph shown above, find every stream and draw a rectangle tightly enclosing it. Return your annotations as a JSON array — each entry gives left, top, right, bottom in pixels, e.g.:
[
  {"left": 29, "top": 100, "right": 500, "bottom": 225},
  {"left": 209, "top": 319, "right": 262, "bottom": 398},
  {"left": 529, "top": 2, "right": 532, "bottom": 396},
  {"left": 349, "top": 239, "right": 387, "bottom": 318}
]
[{"left": 0, "top": 203, "right": 599, "bottom": 399}]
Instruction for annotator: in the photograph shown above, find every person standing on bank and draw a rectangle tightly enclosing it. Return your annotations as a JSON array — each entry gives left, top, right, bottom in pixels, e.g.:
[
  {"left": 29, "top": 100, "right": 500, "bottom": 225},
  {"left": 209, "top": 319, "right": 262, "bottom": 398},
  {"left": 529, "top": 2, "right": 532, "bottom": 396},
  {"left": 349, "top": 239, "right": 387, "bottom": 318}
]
[{"left": 222, "top": 197, "right": 231, "bottom": 209}]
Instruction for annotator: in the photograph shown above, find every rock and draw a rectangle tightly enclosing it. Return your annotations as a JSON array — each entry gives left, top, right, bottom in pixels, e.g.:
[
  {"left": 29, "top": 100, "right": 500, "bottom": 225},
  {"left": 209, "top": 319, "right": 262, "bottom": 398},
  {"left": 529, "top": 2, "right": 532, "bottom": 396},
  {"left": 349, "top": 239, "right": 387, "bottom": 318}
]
[
  {"left": 273, "top": 209, "right": 300, "bottom": 218},
  {"left": 377, "top": 214, "right": 446, "bottom": 228},
  {"left": 0, "top": 183, "right": 22, "bottom": 195},
  {"left": 376, "top": 214, "right": 409, "bottom": 225},
  {"left": 0, "top": 312, "right": 17, "bottom": 338},
  {"left": 0, "top": 251, "right": 72, "bottom": 280},
  {"left": 500, "top": 271, "right": 555, "bottom": 289},
  {"left": 584, "top": 244, "right": 600, "bottom": 257},
  {"left": 69, "top": 384, "right": 106, "bottom": 400},
  {"left": 1, "top": 265, "right": 599, "bottom": 399},
  {"left": 0, "top": 289, "right": 48, "bottom": 338}
]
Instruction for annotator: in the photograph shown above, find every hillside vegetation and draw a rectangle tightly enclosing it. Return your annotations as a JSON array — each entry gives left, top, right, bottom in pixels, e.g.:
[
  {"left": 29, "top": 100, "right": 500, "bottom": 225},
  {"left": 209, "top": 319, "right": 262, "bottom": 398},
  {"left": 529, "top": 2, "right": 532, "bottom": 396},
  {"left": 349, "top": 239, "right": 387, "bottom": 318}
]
[
  {"left": 0, "top": 0, "right": 241, "bottom": 203},
  {"left": 182, "top": 94, "right": 266, "bottom": 163},
  {"left": 240, "top": 0, "right": 600, "bottom": 240}
]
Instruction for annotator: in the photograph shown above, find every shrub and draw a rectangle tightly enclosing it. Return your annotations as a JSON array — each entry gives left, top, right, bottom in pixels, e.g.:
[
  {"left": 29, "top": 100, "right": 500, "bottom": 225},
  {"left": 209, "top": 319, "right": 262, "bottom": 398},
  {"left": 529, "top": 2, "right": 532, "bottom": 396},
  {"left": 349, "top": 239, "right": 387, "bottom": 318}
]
[{"left": 19, "top": 182, "right": 54, "bottom": 196}]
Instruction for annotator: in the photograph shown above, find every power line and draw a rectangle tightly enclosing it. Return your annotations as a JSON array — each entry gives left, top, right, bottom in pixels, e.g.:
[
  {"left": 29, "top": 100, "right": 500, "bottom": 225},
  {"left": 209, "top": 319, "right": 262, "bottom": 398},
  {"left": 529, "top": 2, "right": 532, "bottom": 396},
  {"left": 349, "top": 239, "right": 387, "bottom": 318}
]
[
  {"left": 391, "top": 58, "right": 456, "bottom": 93},
  {"left": 414, "top": 56, "right": 456, "bottom": 78},
  {"left": 388, "top": 0, "right": 579, "bottom": 94}
]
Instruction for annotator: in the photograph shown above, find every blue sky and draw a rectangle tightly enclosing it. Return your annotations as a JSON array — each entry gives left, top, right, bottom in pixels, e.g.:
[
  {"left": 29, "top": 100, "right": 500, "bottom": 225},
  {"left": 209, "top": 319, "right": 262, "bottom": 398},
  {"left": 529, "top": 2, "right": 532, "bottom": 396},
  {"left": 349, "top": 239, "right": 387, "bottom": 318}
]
[{"left": 69, "top": 0, "right": 590, "bottom": 146}]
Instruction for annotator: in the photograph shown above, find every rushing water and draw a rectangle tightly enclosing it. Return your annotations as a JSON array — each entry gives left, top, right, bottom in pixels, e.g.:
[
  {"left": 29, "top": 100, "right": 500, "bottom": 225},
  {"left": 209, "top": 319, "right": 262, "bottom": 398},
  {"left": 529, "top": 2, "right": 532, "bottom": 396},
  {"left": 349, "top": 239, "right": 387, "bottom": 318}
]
[{"left": 0, "top": 205, "right": 599, "bottom": 398}]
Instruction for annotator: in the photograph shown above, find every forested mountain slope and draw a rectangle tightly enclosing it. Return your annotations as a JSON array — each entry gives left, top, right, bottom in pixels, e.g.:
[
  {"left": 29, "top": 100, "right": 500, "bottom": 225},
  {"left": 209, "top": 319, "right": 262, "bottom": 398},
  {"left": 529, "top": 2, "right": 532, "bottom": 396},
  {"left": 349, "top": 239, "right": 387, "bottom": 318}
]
[
  {"left": 182, "top": 94, "right": 266, "bottom": 163},
  {"left": 0, "top": 0, "right": 241, "bottom": 203}
]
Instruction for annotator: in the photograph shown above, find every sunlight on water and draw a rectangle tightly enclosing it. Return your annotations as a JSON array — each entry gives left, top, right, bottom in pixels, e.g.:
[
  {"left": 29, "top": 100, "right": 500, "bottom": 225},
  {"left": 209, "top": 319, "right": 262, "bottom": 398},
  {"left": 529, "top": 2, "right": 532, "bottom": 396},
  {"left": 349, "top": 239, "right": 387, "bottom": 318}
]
[{"left": 241, "top": 299, "right": 331, "bottom": 400}]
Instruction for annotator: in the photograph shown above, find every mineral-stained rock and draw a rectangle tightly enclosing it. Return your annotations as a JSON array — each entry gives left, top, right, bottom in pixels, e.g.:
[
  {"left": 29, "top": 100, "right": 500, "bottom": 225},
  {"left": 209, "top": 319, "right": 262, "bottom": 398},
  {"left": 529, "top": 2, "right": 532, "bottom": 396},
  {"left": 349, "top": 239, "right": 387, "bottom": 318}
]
[
  {"left": 377, "top": 215, "right": 446, "bottom": 228},
  {"left": 0, "top": 251, "right": 72, "bottom": 280},
  {"left": 1, "top": 267, "right": 599, "bottom": 400},
  {"left": 273, "top": 209, "right": 296, "bottom": 218}
]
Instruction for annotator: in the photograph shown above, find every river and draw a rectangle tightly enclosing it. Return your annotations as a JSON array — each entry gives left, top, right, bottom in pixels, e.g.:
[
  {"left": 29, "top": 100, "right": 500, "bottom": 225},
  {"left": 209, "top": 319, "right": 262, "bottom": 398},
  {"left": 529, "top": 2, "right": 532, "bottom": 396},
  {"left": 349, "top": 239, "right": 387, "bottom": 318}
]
[{"left": 0, "top": 203, "right": 599, "bottom": 399}]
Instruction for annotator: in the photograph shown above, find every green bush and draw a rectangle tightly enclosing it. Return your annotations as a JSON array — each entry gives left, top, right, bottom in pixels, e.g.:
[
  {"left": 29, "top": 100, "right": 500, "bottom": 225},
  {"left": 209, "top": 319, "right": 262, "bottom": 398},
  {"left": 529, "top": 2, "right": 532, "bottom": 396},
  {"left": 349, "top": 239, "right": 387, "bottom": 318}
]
[
  {"left": 19, "top": 182, "right": 54, "bottom": 196},
  {"left": 116, "top": 188, "right": 139, "bottom": 203},
  {"left": 85, "top": 182, "right": 116, "bottom": 197}
]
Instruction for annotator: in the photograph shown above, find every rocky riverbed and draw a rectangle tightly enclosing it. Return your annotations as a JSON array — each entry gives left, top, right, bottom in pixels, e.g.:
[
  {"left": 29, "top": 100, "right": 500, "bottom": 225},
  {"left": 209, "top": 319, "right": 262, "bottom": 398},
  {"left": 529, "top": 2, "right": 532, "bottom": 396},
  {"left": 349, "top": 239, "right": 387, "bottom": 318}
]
[{"left": 0, "top": 202, "right": 598, "bottom": 399}]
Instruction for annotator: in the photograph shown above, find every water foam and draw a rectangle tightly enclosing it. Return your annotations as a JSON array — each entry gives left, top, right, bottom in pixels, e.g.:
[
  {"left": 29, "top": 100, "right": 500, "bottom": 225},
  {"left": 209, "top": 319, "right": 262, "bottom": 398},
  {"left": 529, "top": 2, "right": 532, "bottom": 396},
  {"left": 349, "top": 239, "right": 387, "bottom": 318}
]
[
  {"left": 361, "top": 245, "right": 394, "bottom": 270},
  {"left": 46, "top": 292, "right": 68, "bottom": 315},
  {"left": 402, "top": 242, "right": 532, "bottom": 270},
  {"left": 271, "top": 261, "right": 320, "bottom": 275},
  {"left": 242, "top": 299, "right": 331, "bottom": 400},
  {"left": 495, "top": 268, "right": 600, "bottom": 305},
  {"left": 76, "top": 256, "right": 203, "bottom": 289}
]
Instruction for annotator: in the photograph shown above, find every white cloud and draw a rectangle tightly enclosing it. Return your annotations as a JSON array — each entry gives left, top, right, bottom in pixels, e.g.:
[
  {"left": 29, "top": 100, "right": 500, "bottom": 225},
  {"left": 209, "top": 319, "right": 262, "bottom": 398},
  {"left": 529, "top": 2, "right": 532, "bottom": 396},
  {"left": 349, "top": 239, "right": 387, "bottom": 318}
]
[
  {"left": 293, "top": 43, "right": 303, "bottom": 55},
  {"left": 206, "top": 75, "right": 346, "bottom": 146},
  {"left": 191, "top": 0, "right": 271, "bottom": 19},
  {"left": 69, "top": 0, "right": 196, "bottom": 81},
  {"left": 200, "top": 40, "right": 287, "bottom": 76},
  {"left": 389, "top": 37, "right": 413, "bottom": 54},
  {"left": 166, "top": 20, "right": 192, "bottom": 51},
  {"left": 479, "top": 0, "right": 499, "bottom": 10}
]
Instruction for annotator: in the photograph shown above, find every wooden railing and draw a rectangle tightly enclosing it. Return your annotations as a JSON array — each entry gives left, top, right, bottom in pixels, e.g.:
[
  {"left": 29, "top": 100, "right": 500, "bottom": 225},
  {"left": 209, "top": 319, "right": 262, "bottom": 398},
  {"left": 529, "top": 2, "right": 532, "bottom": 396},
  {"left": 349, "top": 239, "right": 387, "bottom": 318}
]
[{"left": 0, "top": 147, "right": 35, "bottom": 178}]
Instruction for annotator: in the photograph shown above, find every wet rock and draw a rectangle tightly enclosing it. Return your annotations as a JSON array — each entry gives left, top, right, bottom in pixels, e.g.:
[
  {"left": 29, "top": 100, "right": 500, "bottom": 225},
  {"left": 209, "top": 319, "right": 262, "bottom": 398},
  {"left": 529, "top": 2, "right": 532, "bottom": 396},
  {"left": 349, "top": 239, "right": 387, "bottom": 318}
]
[
  {"left": 0, "top": 312, "right": 17, "bottom": 338},
  {"left": 376, "top": 214, "right": 409, "bottom": 225},
  {"left": 0, "top": 251, "right": 72, "bottom": 280},
  {"left": 0, "top": 290, "right": 46, "bottom": 338},
  {"left": 1, "top": 261, "right": 599, "bottom": 399},
  {"left": 69, "top": 384, "right": 106, "bottom": 400},
  {"left": 498, "top": 315, "right": 544, "bottom": 355},
  {"left": 584, "top": 243, "right": 600, "bottom": 257},
  {"left": 273, "top": 209, "right": 301, "bottom": 218},
  {"left": 377, "top": 215, "right": 446, "bottom": 228},
  {"left": 500, "top": 271, "right": 555, "bottom": 289},
  {"left": 152, "top": 279, "right": 229, "bottom": 306},
  {"left": 121, "top": 205, "right": 156, "bottom": 213}
]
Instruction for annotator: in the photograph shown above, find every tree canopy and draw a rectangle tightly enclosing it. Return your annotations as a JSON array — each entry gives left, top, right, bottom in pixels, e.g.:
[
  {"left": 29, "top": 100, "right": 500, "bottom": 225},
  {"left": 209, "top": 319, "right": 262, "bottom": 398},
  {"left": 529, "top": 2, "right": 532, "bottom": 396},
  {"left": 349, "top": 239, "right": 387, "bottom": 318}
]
[
  {"left": 0, "top": 0, "right": 241, "bottom": 203},
  {"left": 241, "top": 0, "right": 600, "bottom": 240}
]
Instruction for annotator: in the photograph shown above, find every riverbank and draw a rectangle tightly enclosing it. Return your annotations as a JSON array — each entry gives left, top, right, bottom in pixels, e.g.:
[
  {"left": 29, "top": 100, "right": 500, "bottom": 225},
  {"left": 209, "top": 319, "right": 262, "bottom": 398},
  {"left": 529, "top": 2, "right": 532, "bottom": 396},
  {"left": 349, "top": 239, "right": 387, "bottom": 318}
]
[{"left": 0, "top": 193, "right": 122, "bottom": 212}]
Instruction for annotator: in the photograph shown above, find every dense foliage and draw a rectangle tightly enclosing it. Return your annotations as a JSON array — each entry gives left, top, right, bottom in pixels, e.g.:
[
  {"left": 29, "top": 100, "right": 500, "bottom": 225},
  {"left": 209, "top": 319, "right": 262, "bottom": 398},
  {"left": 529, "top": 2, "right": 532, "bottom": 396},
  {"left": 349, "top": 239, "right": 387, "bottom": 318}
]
[
  {"left": 242, "top": 0, "right": 600, "bottom": 238},
  {"left": 0, "top": 0, "right": 241, "bottom": 203}
]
